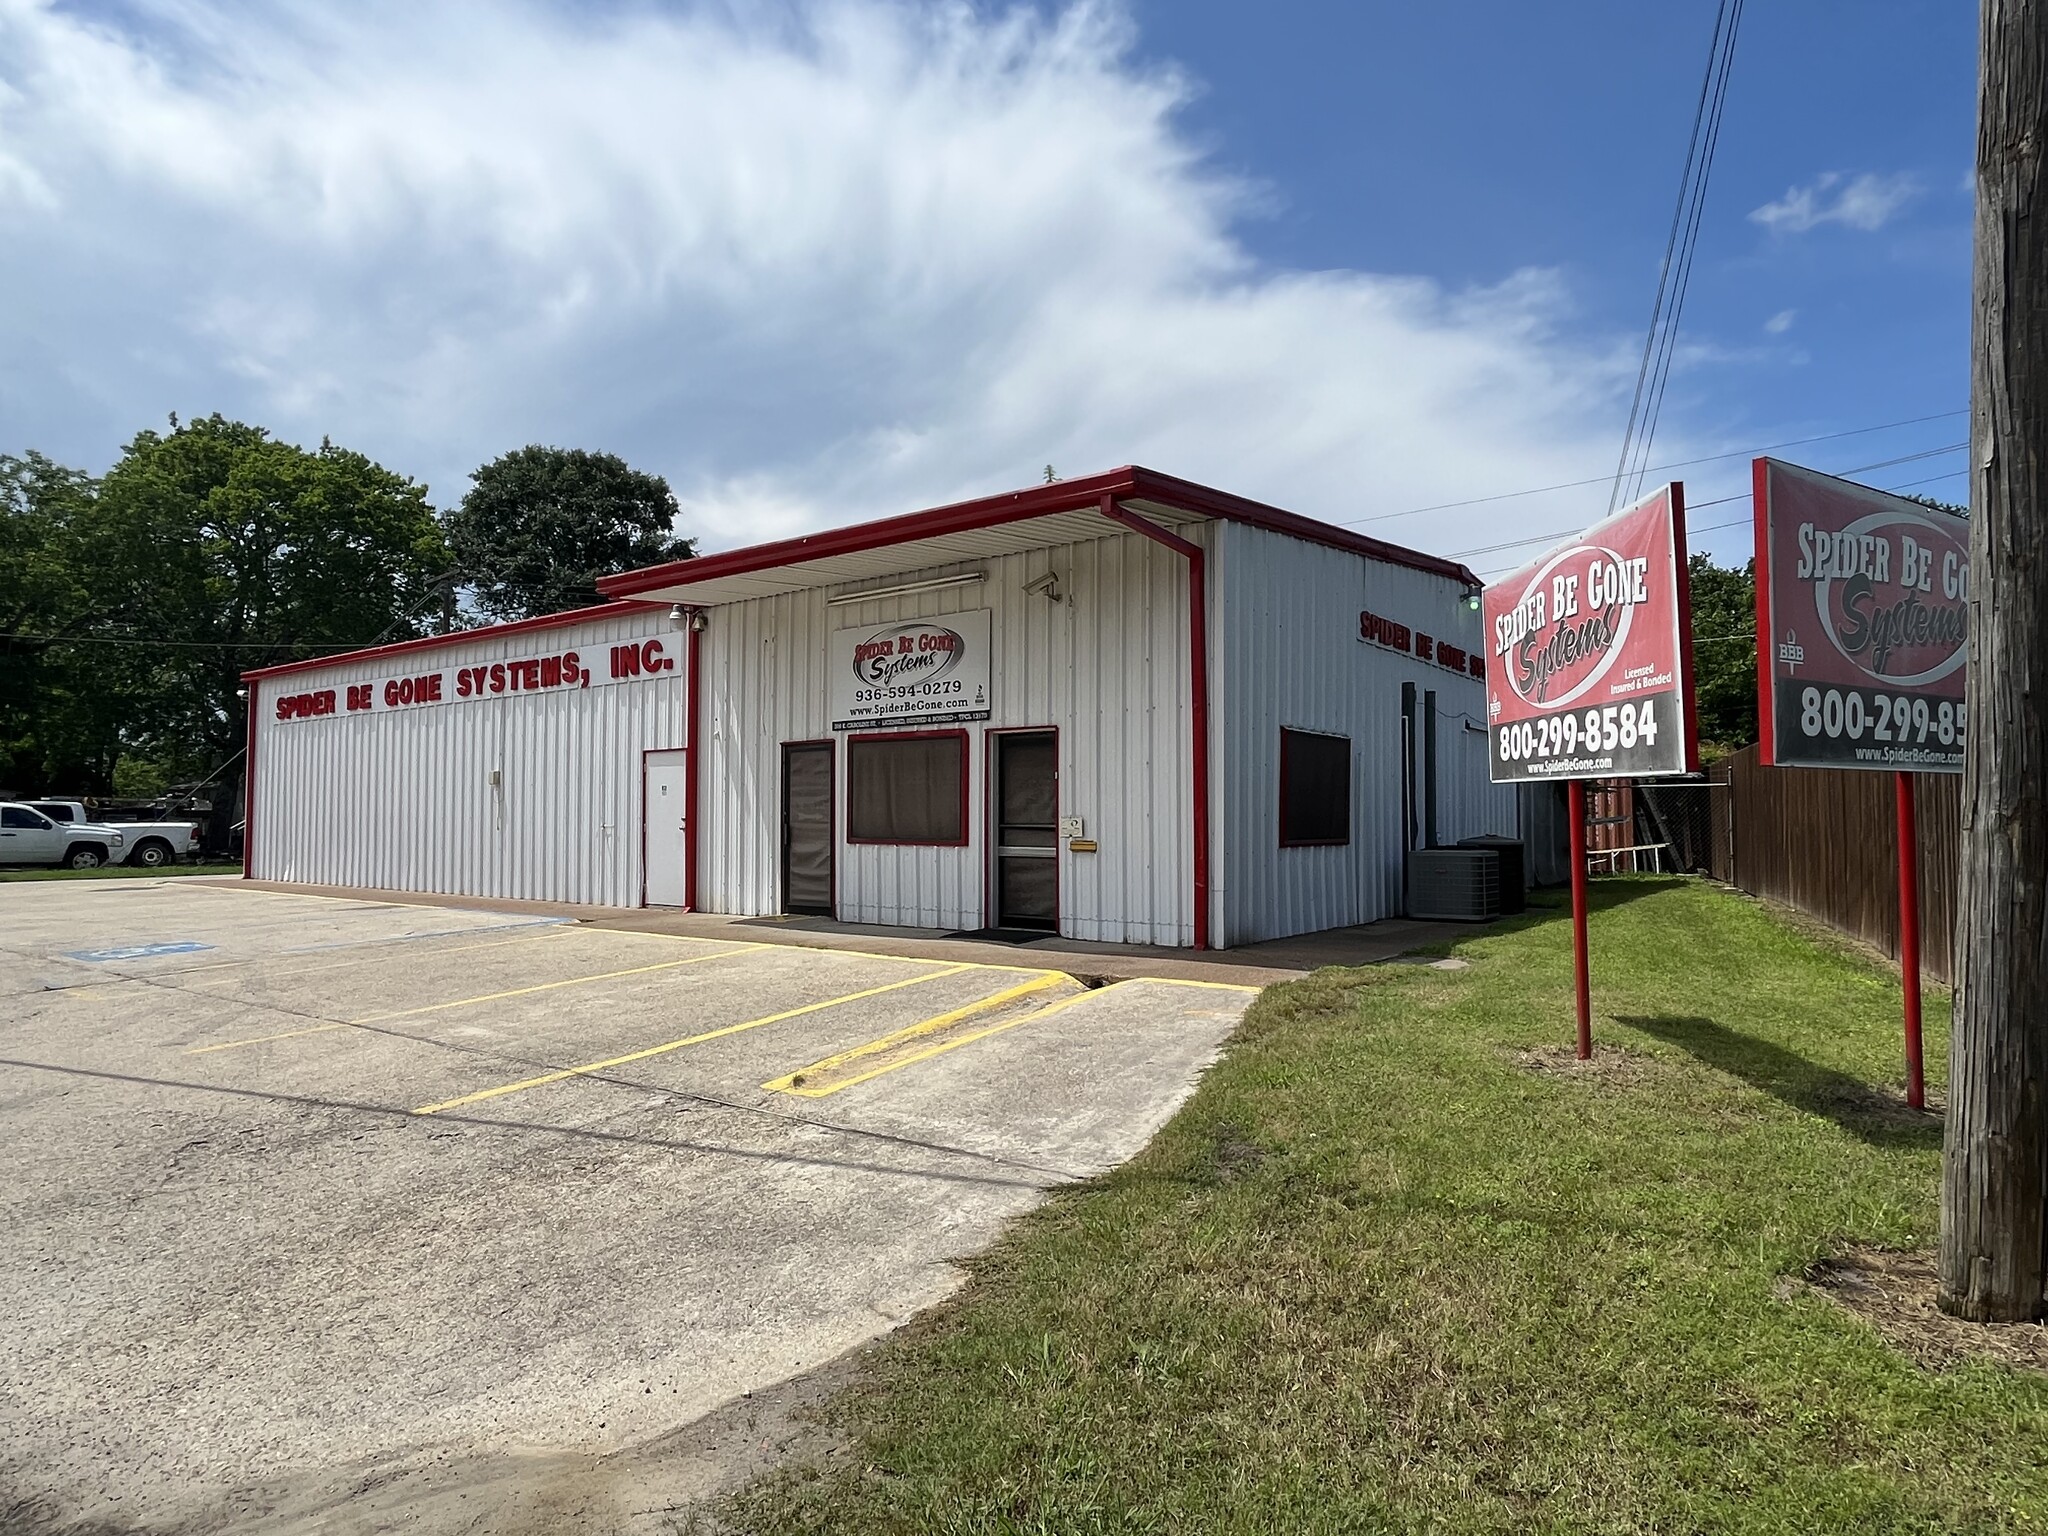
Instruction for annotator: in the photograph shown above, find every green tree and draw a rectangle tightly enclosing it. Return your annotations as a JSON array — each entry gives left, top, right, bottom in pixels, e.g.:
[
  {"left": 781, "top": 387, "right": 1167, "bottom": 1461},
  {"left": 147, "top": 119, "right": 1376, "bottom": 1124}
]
[
  {"left": 0, "top": 452, "right": 127, "bottom": 793},
  {"left": 90, "top": 415, "right": 450, "bottom": 781},
  {"left": 444, "top": 446, "right": 694, "bottom": 620},
  {"left": 1686, "top": 552, "right": 1757, "bottom": 755}
]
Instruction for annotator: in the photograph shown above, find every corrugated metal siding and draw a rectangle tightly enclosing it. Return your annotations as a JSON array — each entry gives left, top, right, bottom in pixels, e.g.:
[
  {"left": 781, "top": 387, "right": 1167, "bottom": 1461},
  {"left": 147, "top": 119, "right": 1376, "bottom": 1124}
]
[
  {"left": 250, "top": 611, "right": 685, "bottom": 906},
  {"left": 1215, "top": 522, "right": 1516, "bottom": 945},
  {"left": 697, "top": 525, "right": 1201, "bottom": 944}
]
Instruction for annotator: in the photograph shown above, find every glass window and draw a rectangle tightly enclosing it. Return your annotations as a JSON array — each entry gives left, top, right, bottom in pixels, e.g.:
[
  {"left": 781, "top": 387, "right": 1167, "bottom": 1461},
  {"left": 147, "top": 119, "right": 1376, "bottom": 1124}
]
[
  {"left": 1280, "top": 729, "right": 1351, "bottom": 846},
  {"left": 3, "top": 806, "right": 51, "bottom": 830},
  {"left": 847, "top": 733, "right": 967, "bottom": 844}
]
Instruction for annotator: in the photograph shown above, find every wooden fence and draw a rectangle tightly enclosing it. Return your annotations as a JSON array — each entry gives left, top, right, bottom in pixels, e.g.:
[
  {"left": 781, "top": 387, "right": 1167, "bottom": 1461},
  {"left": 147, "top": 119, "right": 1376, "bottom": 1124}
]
[{"left": 1705, "top": 744, "right": 1961, "bottom": 982}]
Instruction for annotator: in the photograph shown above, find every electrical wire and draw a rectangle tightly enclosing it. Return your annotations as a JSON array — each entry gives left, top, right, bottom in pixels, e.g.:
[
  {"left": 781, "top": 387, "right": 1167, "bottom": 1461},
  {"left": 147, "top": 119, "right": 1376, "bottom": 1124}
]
[
  {"left": 1333, "top": 408, "right": 1964, "bottom": 529},
  {"left": 1611, "top": 0, "right": 1746, "bottom": 511},
  {"left": 1624, "top": 0, "right": 1747, "bottom": 505},
  {"left": 1453, "top": 442, "right": 1965, "bottom": 569}
]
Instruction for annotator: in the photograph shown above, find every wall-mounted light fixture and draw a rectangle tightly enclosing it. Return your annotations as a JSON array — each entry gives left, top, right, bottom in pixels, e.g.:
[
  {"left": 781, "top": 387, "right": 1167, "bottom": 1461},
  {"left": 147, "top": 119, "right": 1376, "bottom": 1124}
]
[
  {"left": 669, "top": 603, "right": 687, "bottom": 622},
  {"left": 824, "top": 570, "right": 987, "bottom": 607}
]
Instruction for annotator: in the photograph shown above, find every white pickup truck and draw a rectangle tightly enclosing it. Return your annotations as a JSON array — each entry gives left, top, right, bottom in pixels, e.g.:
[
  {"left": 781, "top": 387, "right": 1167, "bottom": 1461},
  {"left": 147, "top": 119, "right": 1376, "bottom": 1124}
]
[
  {"left": 29, "top": 801, "right": 201, "bottom": 869},
  {"left": 0, "top": 803, "right": 126, "bottom": 869}
]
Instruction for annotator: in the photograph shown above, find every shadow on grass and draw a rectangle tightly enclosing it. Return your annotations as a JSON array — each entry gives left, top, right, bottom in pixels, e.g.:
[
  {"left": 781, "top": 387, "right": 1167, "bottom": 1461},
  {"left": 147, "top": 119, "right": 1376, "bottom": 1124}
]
[{"left": 1619, "top": 1014, "right": 1940, "bottom": 1148}]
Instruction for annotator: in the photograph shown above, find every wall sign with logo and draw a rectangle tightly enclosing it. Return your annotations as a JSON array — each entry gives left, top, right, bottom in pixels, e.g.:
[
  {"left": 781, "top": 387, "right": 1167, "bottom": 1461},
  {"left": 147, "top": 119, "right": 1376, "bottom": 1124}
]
[
  {"left": 269, "top": 632, "right": 680, "bottom": 725},
  {"left": 1359, "top": 608, "right": 1486, "bottom": 680},
  {"left": 829, "top": 609, "right": 992, "bottom": 731},
  {"left": 1482, "top": 483, "right": 1700, "bottom": 782},
  {"left": 1754, "top": 458, "right": 1968, "bottom": 773}
]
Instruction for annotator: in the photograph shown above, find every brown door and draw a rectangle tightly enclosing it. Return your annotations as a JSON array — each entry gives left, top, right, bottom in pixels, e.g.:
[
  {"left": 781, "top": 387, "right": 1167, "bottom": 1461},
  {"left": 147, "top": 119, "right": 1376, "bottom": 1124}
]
[
  {"left": 994, "top": 732, "right": 1057, "bottom": 930},
  {"left": 782, "top": 743, "right": 834, "bottom": 916}
]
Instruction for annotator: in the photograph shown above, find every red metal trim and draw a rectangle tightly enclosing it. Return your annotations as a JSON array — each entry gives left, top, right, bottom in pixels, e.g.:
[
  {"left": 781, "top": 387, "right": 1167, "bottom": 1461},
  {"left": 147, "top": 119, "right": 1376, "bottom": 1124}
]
[
  {"left": 1668, "top": 480, "right": 1702, "bottom": 774},
  {"left": 984, "top": 726, "right": 1060, "bottom": 933},
  {"left": 597, "top": 465, "right": 1478, "bottom": 602},
  {"left": 1099, "top": 495, "right": 1211, "bottom": 949},
  {"left": 1896, "top": 772, "right": 1925, "bottom": 1108},
  {"left": 1751, "top": 457, "right": 1777, "bottom": 766},
  {"left": 779, "top": 738, "right": 838, "bottom": 915},
  {"left": 1277, "top": 726, "right": 1353, "bottom": 848},
  {"left": 844, "top": 729, "right": 971, "bottom": 847},
  {"left": 238, "top": 599, "right": 671, "bottom": 683},
  {"left": 685, "top": 619, "right": 703, "bottom": 912},
  {"left": 242, "top": 683, "right": 257, "bottom": 878}
]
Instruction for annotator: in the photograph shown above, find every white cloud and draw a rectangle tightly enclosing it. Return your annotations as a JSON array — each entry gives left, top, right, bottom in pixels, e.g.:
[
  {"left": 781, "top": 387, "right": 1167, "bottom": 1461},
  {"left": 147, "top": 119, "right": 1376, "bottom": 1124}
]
[
  {"left": 1749, "top": 171, "right": 1918, "bottom": 235},
  {"left": 1763, "top": 308, "right": 1797, "bottom": 335},
  {"left": 0, "top": 0, "right": 1667, "bottom": 563}
]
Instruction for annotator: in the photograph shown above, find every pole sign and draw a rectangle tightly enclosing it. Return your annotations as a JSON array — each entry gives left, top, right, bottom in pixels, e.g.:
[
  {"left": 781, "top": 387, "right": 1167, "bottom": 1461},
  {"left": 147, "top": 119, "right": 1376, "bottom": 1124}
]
[
  {"left": 829, "top": 609, "right": 992, "bottom": 731},
  {"left": 1753, "top": 458, "right": 1968, "bottom": 772},
  {"left": 1483, "top": 483, "right": 1700, "bottom": 783}
]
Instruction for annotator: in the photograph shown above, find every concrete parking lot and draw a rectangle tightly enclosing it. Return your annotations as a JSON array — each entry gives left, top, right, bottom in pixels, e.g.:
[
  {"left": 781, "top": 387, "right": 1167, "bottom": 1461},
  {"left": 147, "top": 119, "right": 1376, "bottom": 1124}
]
[{"left": 0, "top": 880, "right": 1255, "bottom": 1534}]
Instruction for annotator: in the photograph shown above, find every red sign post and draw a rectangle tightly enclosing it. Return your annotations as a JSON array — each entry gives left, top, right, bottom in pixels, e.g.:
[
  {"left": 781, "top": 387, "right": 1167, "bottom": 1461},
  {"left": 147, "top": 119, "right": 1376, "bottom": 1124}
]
[
  {"left": 1484, "top": 484, "right": 1701, "bottom": 1057},
  {"left": 1753, "top": 458, "right": 1969, "bottom": 1107}
]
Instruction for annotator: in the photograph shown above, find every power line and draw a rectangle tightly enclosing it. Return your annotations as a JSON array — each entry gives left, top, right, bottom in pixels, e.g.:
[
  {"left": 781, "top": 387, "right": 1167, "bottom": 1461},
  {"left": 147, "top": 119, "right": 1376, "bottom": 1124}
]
[
  {"left": 1451, "top": 442, "right": 1966, "bottom": 566},
  {"left": 0, "top": 632, "right": 432, "bottom": 652},
  {"left": 1334, "top": 408, "right": 1965, "bottom": 528},
  {"left": 1612, "top": 0, "right": 1747, "bottom": 510}
]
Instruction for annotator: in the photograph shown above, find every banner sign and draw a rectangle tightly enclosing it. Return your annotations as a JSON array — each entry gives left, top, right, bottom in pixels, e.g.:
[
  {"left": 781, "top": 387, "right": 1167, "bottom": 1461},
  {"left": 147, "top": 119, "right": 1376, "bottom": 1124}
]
[
  {"left": 1483, "top": 483, "right": 1700, "bottom": 782},
  {"left": 1754, "top": 458, "right": 1968, "bottom": 772},
  {"left": 270, "top": 632, "right": 679, "bottom": 725},
  {"left": 829, "top": 609, "right": 992, "bottom": 731}
]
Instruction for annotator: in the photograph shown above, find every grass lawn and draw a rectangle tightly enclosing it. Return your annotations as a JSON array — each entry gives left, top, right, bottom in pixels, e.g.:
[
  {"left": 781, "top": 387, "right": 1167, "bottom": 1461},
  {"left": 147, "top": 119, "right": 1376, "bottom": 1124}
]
[
  {"left": 0, "top": 862, "right": 237, "bottom": 882},
  {"left": 719, "top": 877, "right": 2046, "bottom": 1535}
]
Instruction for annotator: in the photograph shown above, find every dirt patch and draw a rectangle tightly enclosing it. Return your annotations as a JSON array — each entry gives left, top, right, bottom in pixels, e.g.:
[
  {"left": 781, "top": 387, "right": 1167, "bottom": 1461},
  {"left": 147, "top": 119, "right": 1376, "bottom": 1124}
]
[
  {"left": 1510, "top": 1043, "right": 1661, "bottom": 1086},
  {"left": 66, "top": 1354, "right": 867, "bottom": 1536},
  {"left": 1796, "top": 1246, "right": 2048, "bottom": 1373}
]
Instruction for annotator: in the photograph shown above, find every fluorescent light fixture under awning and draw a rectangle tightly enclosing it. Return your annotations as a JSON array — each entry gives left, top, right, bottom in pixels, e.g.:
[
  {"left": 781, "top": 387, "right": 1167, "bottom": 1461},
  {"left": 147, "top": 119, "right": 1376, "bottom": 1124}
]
[{"left": 824, "top": 571, "right": 987, "bottom": 606}]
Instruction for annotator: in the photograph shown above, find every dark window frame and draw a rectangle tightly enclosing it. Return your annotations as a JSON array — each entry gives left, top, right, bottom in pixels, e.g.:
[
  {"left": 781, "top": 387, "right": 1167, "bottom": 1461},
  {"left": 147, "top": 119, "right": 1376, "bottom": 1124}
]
[
  {"left": 1278, "top": 727, "right": 1353, "bottom": 848},
  {"left": 845, "top": 729, "right": 971, "bottom": 847}
]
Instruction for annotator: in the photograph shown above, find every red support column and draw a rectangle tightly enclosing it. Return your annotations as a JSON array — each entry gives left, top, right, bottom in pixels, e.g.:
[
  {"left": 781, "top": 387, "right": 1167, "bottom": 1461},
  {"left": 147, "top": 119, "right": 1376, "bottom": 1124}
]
[
  {"left": 242, "top": 684, "right": 257, "bottom": 879},
  {"left": 1569, "top": 780, "right": 1592, "bottom": 1059},
  {"left": 685, "top": 617, "right": 703, "bottom": 913},
  {"left": 1098, "top": 496, "right": 1211, "bottom": 950},
  {"left": 1896, "top": 771, "right": 1925, "bottom": 1109}
]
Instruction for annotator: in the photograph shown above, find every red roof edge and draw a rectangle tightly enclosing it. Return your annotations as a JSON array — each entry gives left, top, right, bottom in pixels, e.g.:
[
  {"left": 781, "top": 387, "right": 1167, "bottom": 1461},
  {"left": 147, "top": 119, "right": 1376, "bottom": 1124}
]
[
  {"left": 597, "top": 465, "right": 1480, "bottom": 598},
  {"left": 240, "top": 599, "right": 670, "bottom": 684}
]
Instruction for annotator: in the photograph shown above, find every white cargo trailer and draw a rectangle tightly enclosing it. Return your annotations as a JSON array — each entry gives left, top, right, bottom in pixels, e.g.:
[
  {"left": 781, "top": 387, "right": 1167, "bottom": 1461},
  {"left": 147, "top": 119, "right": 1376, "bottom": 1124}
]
[{"left": 246, "top": 467, "right": 1514, "bottom": 948}]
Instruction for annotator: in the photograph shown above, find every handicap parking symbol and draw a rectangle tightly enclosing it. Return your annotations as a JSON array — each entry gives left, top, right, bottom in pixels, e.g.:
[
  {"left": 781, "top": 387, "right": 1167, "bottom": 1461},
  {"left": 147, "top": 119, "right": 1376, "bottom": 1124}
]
[{"left": 64, "top": 941, "right": 217, "bottom": 963}]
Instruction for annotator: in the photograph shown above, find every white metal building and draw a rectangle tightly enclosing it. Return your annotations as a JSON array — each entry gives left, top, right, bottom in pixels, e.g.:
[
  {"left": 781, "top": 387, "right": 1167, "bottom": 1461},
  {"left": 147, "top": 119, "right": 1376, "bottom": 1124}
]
[{"left": 246, "top": 467, "right": 1514, "bottom": 949}]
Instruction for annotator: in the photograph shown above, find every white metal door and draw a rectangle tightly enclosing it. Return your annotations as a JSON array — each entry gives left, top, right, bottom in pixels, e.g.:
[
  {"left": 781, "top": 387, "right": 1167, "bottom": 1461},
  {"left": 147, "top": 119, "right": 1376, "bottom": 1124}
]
[{"left": 644, "top": 751, "right": 688, "bottom": 907}]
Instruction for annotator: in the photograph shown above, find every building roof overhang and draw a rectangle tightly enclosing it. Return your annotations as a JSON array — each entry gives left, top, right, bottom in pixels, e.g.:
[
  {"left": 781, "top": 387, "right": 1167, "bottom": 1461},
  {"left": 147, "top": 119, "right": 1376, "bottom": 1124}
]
[{"left": 597, "top": 465, "right": 1480, "bottom": 607}]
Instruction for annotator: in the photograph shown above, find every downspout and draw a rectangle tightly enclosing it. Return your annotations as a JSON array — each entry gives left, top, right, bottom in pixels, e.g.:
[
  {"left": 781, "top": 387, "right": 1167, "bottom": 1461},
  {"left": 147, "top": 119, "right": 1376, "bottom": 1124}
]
[
  {"left": 1099, "top": 495, "right": 1211, "bottom": 950},
  {"left": 685, "top": 613, "right": 703, "bottom": 912}
]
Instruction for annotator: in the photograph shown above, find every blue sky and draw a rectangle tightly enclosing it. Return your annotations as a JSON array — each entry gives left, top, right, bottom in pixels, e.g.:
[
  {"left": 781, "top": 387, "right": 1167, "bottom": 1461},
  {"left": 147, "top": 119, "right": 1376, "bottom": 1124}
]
[
  {"left": 0, "top": 1, "right": 1975, "bottom": 573},
  {"left": 1124, "top": 0, "right": 1974, "bottom": 570}
]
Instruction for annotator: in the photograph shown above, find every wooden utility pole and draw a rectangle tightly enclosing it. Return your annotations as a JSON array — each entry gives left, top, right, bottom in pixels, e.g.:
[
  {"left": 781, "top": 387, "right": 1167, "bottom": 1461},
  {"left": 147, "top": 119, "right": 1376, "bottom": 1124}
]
[{"left": 1942, "top": 0, "right": 2048, "bottom": 1323}]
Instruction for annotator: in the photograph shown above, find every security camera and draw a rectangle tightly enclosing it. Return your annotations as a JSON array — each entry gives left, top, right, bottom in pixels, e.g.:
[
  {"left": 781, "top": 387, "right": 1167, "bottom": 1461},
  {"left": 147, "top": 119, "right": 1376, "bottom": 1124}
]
[
  {"left": 1023, "top": 570, "right": 1062, "bottom": 602},
  {"left": 689, "top": 610, "right": 709, "bottom": 632}
]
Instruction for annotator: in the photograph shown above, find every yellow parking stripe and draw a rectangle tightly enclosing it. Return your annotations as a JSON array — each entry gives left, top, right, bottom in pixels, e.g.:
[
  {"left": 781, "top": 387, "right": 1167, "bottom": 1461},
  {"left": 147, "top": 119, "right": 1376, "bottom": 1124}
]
[
  {"left": 762, "top": 972, "right": 1072, "bottom": 1096},
  {"left": 578, "top": 924, "right": 1067, "bottom": 976},
  {"left": 411, "top": 964, "right": 978, "bottom": 1115},
  {"left": 182, "top": 943, "right": 766, "bottom": 1055},
  {"left": 350, "top": 944, "right": 769, "bottom": 1023},
  {"left": 771, "top": 983, "right": 1110, "bottom": 1097},
  {"left": 178, "top": 926, "right": 573, "bottom": 986}
]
